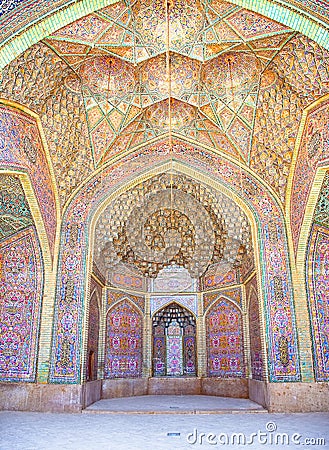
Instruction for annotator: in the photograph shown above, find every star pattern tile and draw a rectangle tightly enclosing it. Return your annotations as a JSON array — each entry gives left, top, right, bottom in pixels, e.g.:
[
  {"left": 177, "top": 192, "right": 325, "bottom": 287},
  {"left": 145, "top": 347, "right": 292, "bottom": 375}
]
[{"left": 43, "top": 0, "right": 293, "bottom": 166}]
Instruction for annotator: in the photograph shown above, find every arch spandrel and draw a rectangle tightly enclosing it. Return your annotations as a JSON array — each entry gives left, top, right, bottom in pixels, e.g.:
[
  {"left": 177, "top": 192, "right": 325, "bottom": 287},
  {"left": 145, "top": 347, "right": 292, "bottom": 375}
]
[
  {"left": 0, "top": 101, "right": 60, "bottom": 261},
  {"left": 49, "top": 141, "right": 300, "bottom": 383},
  {"left": 287, "top": 95, "right": 329, "bottom": 262}
]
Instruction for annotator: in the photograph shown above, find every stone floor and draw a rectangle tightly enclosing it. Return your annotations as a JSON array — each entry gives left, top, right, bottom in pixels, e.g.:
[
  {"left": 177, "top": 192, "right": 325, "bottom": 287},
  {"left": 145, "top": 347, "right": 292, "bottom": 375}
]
[
  {"left": 0, "top": 396, "right": 328, "bottom": 450},
  {"left": 84, "top": 395, "right": 266, "bottom": 414}
]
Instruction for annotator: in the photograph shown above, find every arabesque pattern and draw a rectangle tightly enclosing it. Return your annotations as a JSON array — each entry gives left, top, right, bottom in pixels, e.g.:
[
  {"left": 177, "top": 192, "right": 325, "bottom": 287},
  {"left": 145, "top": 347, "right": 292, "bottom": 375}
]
[
  {"left": 0, "top": 227, "right": 43, "bottom": 381},
  {"left": 206, "top": 298, "right": 245, "bottom": 377},
  {"left": 307, "top": 224, "right": 329, "bottom": 381},
  {"left": 105, "top": 300, "right": 142, "bottom": 378}
]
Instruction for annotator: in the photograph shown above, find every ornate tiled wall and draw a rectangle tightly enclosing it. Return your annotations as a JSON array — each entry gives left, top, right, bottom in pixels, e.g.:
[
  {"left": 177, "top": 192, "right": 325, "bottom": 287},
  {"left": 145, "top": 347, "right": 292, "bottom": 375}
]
[
  {"left": 0, "top": 226, "right": 43, "bottom": 381},
  {"left": 306, "top": 171, "right": 329, "bottom": 381},
  {"left": 110, "top": 273, "right": 144, "bottom": 291},
  {"left": 104, "top": 300, "right": 143, "bottom": 379},
  {"left": 0, "top": 104, "right": 57, "bottom": 256},
  {"left": 0, "top": 174, "right": 43, "bottom": 382},
  {"left": 246, "top": 275, "right": 264, "bottom": 380},
  {"left": 206, "top": 298, "right": 245, "bottom": 378},
  {"left": 291, "top": 100, "right": 329, "bottom": 255}
]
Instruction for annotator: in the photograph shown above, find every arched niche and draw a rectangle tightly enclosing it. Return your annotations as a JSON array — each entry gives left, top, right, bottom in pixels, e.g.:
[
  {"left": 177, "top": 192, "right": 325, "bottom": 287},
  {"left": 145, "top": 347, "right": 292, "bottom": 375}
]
[
  {"left": 0, "top": 100, "right": 60, "bottom": 260},
  {"left": 304, "top": 170, "right": 329, "bottom": 381},
  {"left": 49, "top": 141, "right": 299, "bottom": 383},
  {"left": 206, "top": 297, "right": 245, "bottom": 378},
  {"left": 246, "top": 279, "right": 264, "bottom": 380},
  {"left": 86, "top": 288, "right": 101, "bottom": 382},
  {"left": 152, "top": 302, "right": 197, "bottom": 377},
  {"left": 104, "top": 299, "right": 143, "bottom": 379},
  {"left": 0, "top": 174, "right": 44, "bottom": 382}
]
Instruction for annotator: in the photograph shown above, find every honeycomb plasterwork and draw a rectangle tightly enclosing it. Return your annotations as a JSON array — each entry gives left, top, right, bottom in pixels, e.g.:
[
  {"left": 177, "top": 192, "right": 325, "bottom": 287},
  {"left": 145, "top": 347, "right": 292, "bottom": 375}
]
[
  {"left": 49, "top": 140, "right": 300, "bottom": 382},
  {"left": 94, "top": 173, "right": 252, "bottom": 282},
  {"left": 46, "top": 1, "right": 291, "bottom": 65},
  {"left": 251, "top": 34, "right": 329, "bottom": 202},
  {"left": 0, "top": 43, "right": 94, "bottom": 207}
]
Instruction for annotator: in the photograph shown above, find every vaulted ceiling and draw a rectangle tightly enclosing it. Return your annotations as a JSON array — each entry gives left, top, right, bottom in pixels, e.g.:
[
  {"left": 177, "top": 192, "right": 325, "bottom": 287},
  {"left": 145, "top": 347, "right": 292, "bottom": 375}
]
[
  {"left": 42, "top": 0, "right": 294, "bottom": 167},
  {"left": 1, "top": 0, "right": 328, "bottom": 209}
]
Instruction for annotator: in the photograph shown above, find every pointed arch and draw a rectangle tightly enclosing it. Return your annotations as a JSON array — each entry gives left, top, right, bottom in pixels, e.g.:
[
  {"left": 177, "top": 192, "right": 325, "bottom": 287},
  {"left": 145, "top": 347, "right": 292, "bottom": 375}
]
[
  {"left": 286, "top": 94, "right": 329, "bottom": 381},
  {"left": 152, "top": 302, "right": 197, "bottom": 377},
  {"left": 104, "top": 299, "right": 143, "bottom": 379},
  {"left": 50, "top": 141, "right": 300, "bottom": 383},
  {"left": 246, "top": 277, "right": 265, "bottom": 380},
  {"left": 206, "top": 297, "right": 245, "bottom": 378}
]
